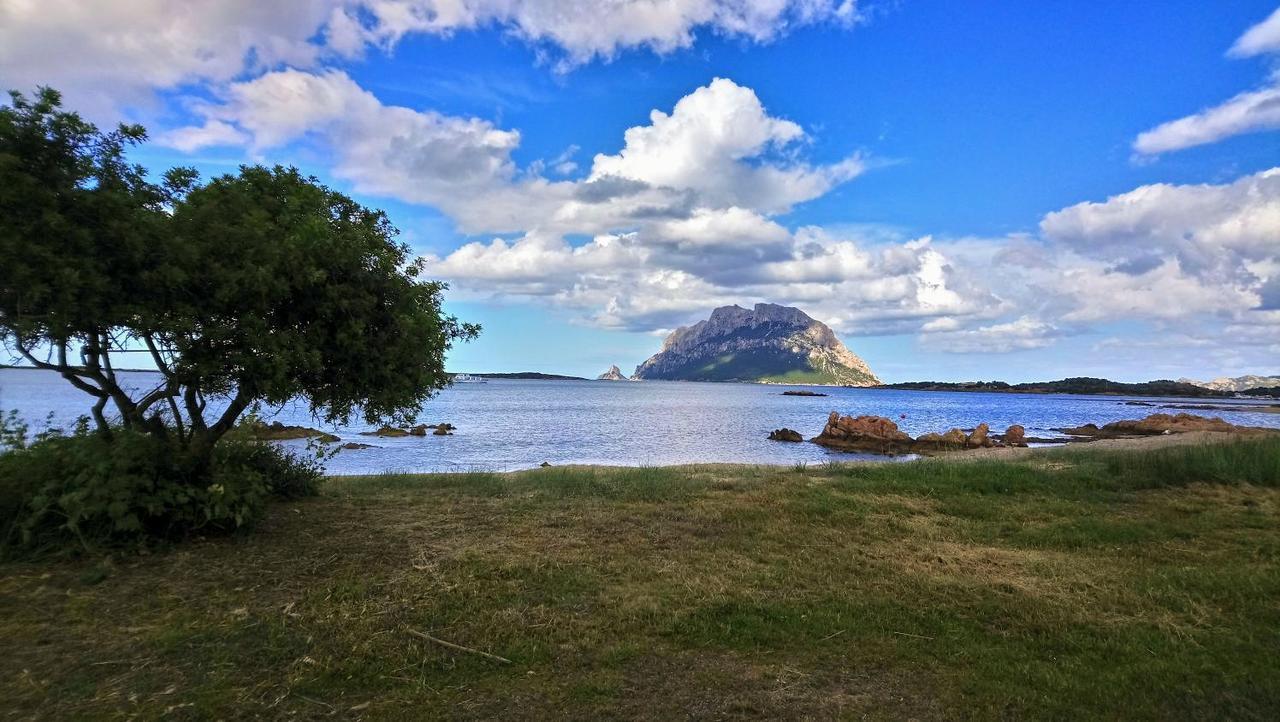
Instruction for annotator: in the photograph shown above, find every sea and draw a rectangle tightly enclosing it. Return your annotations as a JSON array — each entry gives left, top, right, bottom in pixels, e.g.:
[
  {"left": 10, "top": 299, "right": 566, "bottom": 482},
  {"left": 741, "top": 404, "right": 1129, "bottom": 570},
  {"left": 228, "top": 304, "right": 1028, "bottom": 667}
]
[{"left": 3, "top": 368, "right": 1278, "bottom": 475}]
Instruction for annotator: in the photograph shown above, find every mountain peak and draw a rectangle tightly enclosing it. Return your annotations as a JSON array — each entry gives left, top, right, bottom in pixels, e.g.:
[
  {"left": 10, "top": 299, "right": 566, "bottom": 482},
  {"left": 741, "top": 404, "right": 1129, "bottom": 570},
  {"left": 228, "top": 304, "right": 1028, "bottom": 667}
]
[
  {"left": 634, "top": 303, "right": 879, "bottom": 386},
  {"left": 597, "top": 365, "right": 629, "bottom": 381}
]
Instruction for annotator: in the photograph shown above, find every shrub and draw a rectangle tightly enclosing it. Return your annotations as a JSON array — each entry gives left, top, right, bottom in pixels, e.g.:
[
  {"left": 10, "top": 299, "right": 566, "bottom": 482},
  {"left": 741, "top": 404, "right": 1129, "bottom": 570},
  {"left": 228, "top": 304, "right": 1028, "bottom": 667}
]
[
  {"left": 0, "top": 414, "right": 322, "bottom": 556},
  {"left": 213, "top": 437, "right": 324, "bottom": 500}
]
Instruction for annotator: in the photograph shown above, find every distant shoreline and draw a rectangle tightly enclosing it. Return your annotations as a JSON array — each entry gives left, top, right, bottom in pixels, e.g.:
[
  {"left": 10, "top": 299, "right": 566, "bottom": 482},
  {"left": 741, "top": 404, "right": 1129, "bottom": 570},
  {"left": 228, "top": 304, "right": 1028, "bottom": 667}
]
[{"left": 5, "top": 366, "right": 1276, "bottom": 401}]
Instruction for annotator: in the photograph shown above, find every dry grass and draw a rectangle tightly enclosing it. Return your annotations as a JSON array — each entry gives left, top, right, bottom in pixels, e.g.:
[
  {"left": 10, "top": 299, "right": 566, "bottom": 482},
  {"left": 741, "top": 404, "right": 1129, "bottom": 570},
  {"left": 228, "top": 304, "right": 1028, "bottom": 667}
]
[{"left": 2, "top": 439, "right": 1279, "bottom": 719}]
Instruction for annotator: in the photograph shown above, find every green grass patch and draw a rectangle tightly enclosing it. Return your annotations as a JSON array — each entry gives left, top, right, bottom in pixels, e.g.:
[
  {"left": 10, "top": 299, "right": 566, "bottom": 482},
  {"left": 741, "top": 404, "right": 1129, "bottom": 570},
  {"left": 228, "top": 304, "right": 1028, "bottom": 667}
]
[{"left": 2, "top": 435, "right": 1279, "bottom": 718}]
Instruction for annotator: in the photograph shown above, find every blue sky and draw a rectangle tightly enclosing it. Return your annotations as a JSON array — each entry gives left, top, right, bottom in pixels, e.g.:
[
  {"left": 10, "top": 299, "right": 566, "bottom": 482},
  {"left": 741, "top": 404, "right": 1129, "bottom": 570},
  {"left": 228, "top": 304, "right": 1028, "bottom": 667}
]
[{"left": 3, "top": 1, "right": 1280, "bottom": 382}]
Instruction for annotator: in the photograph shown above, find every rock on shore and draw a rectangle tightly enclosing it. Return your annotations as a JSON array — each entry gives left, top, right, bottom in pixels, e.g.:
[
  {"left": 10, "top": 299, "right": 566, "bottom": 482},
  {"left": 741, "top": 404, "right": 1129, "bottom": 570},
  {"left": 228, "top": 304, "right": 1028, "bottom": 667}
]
[
  {"left": 813, "top": 413, "right": 1012, "bottom": 454},
  {"left": 1060, "top": 413, "right": 1242, "bottom": 438}
]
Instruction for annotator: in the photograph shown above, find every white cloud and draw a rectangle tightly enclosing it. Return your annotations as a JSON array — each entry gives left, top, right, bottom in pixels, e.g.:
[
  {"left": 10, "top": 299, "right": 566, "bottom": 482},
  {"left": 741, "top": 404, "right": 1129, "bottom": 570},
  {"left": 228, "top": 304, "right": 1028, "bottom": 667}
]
[
  {"left": 167, "top": 73, "right": 861, "bottom": 236},
  {"left": 159, "top": 120, "right": 250, "bottom": 153},
  {"left": 920, "top": 317, "right": 1059, "bottom": 354},
  {"left": 1135, "top": 7, "right": 1280, "bottom": 155},
  {"left": 1133, "top": 84, "right": 1280, "bottom": 155},
  {"left": 428, "top": 223, "right": 1006, "bottom": 336},
  {"left": 589, "top": 77, "right": 863, "bottom": 212},
  {"left": 168, "top": 69, "right": 529, "bottom": 226},
  {"left": 0, "top": 0, "right": 859, "bottom": 117},
  {"left": 0, "top": 0, "right": 333, "bottom": 117},
  {"left": 339, "top": 0, "right": 859, "bottom": 69},
  {"left": 1041, "top": 168, "right": 1280, "bottom": 264},
  {"left": 1229, "top": 7, "right": 1280, "bottom": 58},
  {"left": 1031, "top": 169, "right": 1280, "bottom": 332}
]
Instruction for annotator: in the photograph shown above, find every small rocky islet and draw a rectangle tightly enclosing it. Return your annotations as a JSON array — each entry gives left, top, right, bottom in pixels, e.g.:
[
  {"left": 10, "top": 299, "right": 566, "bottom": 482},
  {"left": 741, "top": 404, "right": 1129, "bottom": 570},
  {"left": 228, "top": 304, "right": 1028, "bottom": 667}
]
[{"left": 360, "top": 422, "right": 456, "bottom": 437}]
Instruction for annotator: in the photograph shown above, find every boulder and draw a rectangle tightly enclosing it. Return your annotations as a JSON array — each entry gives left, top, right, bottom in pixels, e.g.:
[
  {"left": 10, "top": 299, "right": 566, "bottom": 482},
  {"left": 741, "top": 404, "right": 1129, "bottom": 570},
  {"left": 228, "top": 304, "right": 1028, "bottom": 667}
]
[
  {"left": 813, "top": 412, "right": 914, "bottom": 452},
  {"left": 1060, "top": 413, "right": 1242, "bottom": 439},
  {"left": 768, "top": 428, "right": 804, "bottom": 442},
  {"left": 914, "top": 429, "right": 967, "bottom": 449},
  {"left": 1060, "top": 423, "right": 1101, "bottom": 437},
  {"left": 408, "top": 424, "right": 429, "bottom": 436},
  {"left": 360, "top": 426, "right": 410, "bottom": 437},
  {"left": 966, "top": 423, "right": 992, "bottom": 448},
  {"left": 432, "top": 426, "right": 452, "bottom": 436},
  {"left": 1113, "top": 413, "right": 1237, "bottom": 435},
  {"left": 1004, "top": 424, "right": 1027, "bottom": 447},
  {"left": 340, "top": 442, "right": 376, "bottom": 450},
  {"left": 248, "top": 421, "right": 339, "bottom": 443}
]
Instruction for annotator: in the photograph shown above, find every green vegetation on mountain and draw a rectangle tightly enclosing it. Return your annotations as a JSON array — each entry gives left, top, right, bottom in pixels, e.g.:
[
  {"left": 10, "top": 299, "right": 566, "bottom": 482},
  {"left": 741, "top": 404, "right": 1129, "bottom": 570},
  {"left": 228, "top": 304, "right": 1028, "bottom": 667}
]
[{"left": 634, "top": 304, "right": 879, "bottom": 386}]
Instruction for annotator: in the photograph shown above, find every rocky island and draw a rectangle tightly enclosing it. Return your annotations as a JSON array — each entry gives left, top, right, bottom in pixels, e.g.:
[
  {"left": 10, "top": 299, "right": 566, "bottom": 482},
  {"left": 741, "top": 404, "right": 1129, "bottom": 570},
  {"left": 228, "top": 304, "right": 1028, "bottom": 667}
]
[
  {"left": 632, "top": 303, "right": 879, "bottom": 386},
  {"left": 597, "top": 365, "right": 630, "bottom": 381}
]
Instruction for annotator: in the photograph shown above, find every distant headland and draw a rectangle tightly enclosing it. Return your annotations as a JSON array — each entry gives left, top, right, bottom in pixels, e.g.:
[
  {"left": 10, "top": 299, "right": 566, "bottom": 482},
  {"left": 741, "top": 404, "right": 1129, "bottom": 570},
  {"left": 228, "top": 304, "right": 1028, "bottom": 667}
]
[{"left": 632, "top": 303, "right": 879, "bottom": 386}]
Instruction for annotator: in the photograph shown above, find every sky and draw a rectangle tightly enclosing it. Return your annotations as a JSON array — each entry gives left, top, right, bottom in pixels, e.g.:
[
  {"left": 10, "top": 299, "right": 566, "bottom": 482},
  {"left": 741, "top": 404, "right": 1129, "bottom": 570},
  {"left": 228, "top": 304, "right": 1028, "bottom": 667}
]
[{"left": 2, "top": 1, "right": 1279, "bottom": 383}]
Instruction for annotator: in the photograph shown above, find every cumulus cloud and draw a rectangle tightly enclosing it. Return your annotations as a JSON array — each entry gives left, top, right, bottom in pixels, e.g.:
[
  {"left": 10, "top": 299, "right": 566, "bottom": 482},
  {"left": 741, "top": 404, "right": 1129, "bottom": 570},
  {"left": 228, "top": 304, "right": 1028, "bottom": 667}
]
[
  {"left": 428, "top": 224, "right": 1005, "bottom": 337},
  {"left": 163, "top": 68, "right": 538, "bottom": 228},
  {"left": 588, "top": 78, "right": 864, "bottom": 212},
  {"left": 1031, "top": 169, "right": 1280, "bottom": 333},
  {"left": 167, "top": 73, "right": 863, "bottom": 235},
  {"left": 0, "top": 0, "right": 858, "bottom": 116},
  {"left": 1135, "top": 7, "right": 1280, "bottom": 155},
  {"left": 1041, "top": 168, "right": 1280, "bottom": 261},
  {"left": 0, "top": 0, "right": 333, "bottom": 117},
  {"left": 334, "top": 0, "right": 860, "bottom": 69}
]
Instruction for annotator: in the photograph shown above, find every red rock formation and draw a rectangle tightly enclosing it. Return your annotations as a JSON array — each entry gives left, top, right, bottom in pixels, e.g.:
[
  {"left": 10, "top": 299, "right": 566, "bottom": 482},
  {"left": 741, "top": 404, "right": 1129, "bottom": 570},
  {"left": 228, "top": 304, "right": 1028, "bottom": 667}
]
[
  {"left": 813, "top": 412, "right": 913, "bottom": 452},
  {"left": 1062, "top": 413, "right": 1242, "bottom": 438},
  {"left": 966, "top": 423, "right": 992, "bottom": 448},
  {"left": 1004, "top": 424, "right": 1027, "bottom": 447}
]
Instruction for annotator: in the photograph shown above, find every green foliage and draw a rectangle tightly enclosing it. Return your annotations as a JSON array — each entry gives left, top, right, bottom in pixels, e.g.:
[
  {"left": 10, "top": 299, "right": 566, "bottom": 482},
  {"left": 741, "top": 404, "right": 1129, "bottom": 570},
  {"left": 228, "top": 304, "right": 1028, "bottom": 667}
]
[
  {"left": 1, "top": 88, "right": 477, "bottom": 464},
  {"left": 160, "top": 165, "right": 479, "bottom": 428},
  {"left": 214, "top": 436, "right": 324, "bottom": 500},
  {"left": 0, "top": 416, "right": 322, "bottom": 556},
  {"left": 0, "top": 87, "right": 170, "bottom": 346}
]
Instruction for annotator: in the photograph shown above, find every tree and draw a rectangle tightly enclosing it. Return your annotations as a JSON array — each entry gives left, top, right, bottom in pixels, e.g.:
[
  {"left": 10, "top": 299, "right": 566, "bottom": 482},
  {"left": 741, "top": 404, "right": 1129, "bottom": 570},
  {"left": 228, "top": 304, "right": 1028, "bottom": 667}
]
[{"left": 0, "top": 89, "right": 479, "bottom": 469}]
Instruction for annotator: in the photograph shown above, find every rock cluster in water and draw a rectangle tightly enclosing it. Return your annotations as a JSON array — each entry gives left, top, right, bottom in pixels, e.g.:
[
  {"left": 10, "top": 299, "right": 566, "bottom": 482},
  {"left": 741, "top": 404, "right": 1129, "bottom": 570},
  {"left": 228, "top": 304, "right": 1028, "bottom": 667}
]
[
  {"left": 768, "top": 428, "right": 804, "bottom": 442},
  {"left": 811, "top": 412, "right": 1027, "bottom": 454},
  {"left": 248, "top": 421, "right": 339, "bottom": 443},
  {"left": 361, "top": 422, "right": 456, "bottom": 437}
]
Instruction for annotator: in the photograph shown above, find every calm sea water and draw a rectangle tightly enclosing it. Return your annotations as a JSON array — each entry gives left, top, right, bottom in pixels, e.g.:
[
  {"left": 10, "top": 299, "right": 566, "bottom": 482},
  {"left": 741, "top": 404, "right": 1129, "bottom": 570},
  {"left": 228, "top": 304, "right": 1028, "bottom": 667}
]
[{"left": 3, "top": 368, "right": 1278, "bottom": 474}]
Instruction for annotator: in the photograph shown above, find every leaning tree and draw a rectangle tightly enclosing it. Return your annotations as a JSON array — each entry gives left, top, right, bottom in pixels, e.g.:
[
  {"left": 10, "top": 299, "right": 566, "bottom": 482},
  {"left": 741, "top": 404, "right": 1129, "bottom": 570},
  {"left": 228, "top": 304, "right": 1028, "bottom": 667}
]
[{"left": 0, "top": 88, "right": 478, "bottom": 468}]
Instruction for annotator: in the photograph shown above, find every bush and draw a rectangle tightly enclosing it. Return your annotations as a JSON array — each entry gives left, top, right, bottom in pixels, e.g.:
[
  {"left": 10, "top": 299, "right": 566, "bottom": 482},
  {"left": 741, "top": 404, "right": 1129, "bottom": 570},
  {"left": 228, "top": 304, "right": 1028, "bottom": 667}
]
[
  {"left": 0, "top": 414, "right": 322, "bottom": 556},
  {"left": 214, "top": 436, "right": 324, "bottom": 500}
]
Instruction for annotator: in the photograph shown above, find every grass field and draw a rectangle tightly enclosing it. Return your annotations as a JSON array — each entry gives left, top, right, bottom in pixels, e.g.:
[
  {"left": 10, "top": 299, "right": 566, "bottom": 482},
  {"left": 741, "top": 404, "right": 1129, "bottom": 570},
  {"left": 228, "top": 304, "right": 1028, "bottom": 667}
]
[{"left": 2, "top": 438, "right": 1278, "bottom": 719}]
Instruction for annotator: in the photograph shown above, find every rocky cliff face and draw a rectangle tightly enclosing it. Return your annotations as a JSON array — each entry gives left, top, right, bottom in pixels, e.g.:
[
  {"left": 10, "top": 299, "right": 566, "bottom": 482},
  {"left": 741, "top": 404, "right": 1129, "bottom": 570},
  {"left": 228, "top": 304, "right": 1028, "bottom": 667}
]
[
  {"left": 597, "top": 365, "right": 629, "bottom": 381},
  {"left": 1180, "top": 374, "right": 1280, "bottom": 392},
  {"left": 632, "top": 304, "right": 879, "bottom": 386}
]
